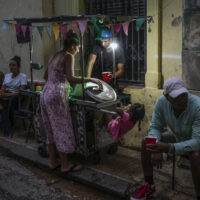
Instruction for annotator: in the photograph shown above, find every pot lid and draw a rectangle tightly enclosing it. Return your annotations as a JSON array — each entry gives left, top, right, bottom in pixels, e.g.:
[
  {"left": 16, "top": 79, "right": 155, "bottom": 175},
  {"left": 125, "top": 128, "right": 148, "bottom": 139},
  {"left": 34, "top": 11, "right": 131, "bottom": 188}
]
[{"left": 85, "top": 79, "right": 117, "bottom": 102}]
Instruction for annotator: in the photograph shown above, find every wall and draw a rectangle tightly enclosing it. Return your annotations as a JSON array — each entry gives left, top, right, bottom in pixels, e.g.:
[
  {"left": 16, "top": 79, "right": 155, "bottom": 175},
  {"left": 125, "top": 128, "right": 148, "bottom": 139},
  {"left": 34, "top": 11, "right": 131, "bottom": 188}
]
[
  {"left": 0, "top": 0, "right": 85, "bottom": 83},
  {"left": 161, "top": 0, "right": 183, "bottom": 82},
  {"left": 182, "top": 0, "right": 200, "bottom": 91},
  {"left": 0, "top": 0, "right": 44, "bottom": 81},
  {"left": 121, "top": 0, "right": 183, "bottom": 149}
]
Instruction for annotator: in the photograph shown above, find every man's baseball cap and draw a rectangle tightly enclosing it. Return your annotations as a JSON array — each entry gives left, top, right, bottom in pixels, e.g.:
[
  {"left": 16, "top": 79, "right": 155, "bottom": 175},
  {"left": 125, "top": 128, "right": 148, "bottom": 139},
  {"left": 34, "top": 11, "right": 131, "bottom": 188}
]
[
  {"left": 163, "top": 77, "right": 189, "bottom": 98},
  {"left": 95, "top": 28, "right": 112, "bottom": 41}
]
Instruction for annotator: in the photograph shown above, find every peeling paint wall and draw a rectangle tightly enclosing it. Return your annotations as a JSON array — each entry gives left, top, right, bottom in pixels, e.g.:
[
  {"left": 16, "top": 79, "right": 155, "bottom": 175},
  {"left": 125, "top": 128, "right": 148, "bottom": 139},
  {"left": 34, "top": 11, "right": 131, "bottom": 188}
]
[
  {"left": 182, "top": 0, "right": 200, "bottom": 90},
  {"left": 120, "top": 0, "right": 183, "bottom": 148},
  {"left": 161, "top": 0, "right": 183, "bottom": 82}
]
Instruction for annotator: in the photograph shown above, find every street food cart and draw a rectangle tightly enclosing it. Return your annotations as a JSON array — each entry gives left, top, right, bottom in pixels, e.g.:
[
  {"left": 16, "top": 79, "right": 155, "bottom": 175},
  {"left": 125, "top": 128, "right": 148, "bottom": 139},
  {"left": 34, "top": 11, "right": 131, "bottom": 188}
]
[{"left": 4, "top": 15, "right": 131, "bottom": 161}]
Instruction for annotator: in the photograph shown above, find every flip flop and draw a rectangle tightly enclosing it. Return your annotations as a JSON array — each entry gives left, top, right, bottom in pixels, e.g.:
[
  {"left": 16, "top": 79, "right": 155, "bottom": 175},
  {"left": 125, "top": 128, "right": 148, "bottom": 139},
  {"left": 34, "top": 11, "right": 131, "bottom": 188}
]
[
  {"left": 70, "top": 164, "right": 83, "bottom": 172},
  {"left": 61, "top": 164, "right": 77, "bottom": 174},
  {"left": 50, "top": 164, "right": 61, "bottom": 171}
]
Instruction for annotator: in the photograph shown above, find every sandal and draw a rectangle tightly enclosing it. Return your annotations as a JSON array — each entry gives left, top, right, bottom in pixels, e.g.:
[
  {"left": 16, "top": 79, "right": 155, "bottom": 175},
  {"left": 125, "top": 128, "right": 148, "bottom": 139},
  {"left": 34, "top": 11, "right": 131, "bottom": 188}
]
[
  {"left": 50, "top": 164, "right": 61, "bottom": 171},
  {"left": 70, "top": 163, "right": 83, "bottom": 172}
]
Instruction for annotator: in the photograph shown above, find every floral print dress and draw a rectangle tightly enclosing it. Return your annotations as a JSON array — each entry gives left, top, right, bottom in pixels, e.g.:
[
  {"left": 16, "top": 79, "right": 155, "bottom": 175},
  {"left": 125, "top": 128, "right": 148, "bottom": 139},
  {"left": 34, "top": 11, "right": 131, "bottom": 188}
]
[{"left": 40, "top": 52, "right": 75, "bottom": 153}]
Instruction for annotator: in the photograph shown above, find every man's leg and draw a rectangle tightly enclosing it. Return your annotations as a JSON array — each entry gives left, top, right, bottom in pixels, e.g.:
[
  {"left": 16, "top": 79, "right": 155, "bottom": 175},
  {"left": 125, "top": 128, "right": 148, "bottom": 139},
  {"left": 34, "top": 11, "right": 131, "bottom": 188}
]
[
  {"left": 189, "top": 151, "right": 200, "bottom": 199},
  {"left": 141, "top": 138, "right": 154, "bottom": 182}
]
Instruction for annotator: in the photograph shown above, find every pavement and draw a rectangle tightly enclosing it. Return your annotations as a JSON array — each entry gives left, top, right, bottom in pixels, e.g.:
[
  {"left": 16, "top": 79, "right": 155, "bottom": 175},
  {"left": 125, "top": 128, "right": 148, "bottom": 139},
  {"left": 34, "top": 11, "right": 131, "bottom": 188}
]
[{"left": 0, "top": 129, "right": 197, "bottom": 200}]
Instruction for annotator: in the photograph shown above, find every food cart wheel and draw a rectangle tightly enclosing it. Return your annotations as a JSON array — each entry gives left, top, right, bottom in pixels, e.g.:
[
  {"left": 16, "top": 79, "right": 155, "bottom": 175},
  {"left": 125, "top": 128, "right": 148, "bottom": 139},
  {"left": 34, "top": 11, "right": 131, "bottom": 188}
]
[
  {"left": 93, "top": 151, "right": 101, "bottom": 164},
  {"left": 38, "top": 144, "right": 48, "bottom": 158}
]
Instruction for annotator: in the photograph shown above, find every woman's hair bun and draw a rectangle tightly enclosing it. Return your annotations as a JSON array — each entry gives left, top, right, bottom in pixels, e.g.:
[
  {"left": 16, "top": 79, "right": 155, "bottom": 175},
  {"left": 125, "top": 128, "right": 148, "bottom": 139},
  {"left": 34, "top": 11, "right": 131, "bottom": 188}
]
[{"left": 63, "top": 30, "right": 80, "bottom": 48}]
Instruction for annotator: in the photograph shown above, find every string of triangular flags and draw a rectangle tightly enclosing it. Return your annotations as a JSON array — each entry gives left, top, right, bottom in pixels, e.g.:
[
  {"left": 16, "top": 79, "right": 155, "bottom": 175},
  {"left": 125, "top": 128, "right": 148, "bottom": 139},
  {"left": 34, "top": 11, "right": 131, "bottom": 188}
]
[{"left": 1, "top": 17, "right": 146, "bottom": 40}]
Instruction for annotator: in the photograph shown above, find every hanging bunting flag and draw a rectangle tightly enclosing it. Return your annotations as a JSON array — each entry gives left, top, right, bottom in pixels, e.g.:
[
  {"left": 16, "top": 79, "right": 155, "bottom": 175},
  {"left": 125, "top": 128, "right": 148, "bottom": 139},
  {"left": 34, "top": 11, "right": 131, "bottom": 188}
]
[
  {"left": 15, "top": 24, "right": 21, "bottom": 36},
  {"left": 29, "top": 26, "right": 35, "bottom": 37},
  {"left": 60, "top": 24, "right": 67, "bottom": 40},
  {"left": 21, "top": 25, "right": 27, "bottom": 37},
  {"left": 122, "top": 21, "right": 130, "bottom": 36},
  {"left": 106, "top": 24, "right": 111, "bottom": 29},
  {"left": 1, "top": 22, "right": 9, "bottom": 30},
  {"left": 70, "top": 22, "right": 80, "bottom": 36},
  {"left": 37, "top": 26, "right": 44, "bottom": 39},
  {"left": 136, "top": 18, "right": 146, "bottom": 32},
  {"left": 78, "top": 20, "right": 87, "bottom": 36},
  {"left": 10, "top": 23, "right": 15, "bottom": 30},
  {"left": 114, "top": 23, "right": 122, "bottom": 34},
  {"left": 52, "top": 25, "right": 60, "bottom": 40},
  {"left": 46, "top": 25, "right": 52, "bottom": 39}
]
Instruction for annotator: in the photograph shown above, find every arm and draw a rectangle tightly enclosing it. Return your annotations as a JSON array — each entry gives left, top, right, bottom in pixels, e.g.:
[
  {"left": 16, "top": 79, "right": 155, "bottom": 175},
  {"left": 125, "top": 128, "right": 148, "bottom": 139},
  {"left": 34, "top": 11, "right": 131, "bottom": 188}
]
[
  {"left": 0, "top": 72, "right": 4, "bottom": 85},
  {"left": 112, "top": 63, "right": 124, "bottom": 78},
  {"left": 86, "top": 54, "right": 96, "bottom": 77},
  {"left": 64, "top": 54, "right": 102, "bottom": 88},
  {"left": 115, "top": 107, "right": 124, "bottom": 117},
  {"left": 173, "top": 109, "right": 200, "bottom": 155},
  {"left": 44, "top": 67, "right": 48, "bottom": 81},
  {"left": 1, "top": 74, "right": 27, "bottom": 97},
  {"left": 148, "top": 98, "right": 166, "bottom": 141}
]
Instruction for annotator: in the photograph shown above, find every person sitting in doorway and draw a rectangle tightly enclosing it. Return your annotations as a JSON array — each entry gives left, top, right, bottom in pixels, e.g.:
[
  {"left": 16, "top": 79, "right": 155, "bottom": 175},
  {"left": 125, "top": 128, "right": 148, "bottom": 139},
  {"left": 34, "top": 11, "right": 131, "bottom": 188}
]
[
  {"left": 130, "top": 77, "right": 200, "bottom": 200},
  {"left": 0, "top": 56, "right": 27, "bottom": 136}
]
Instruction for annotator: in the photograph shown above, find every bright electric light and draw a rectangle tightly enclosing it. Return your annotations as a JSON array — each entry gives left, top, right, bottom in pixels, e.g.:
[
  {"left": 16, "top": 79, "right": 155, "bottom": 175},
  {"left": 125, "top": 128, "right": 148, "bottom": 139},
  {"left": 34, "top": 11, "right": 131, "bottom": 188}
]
[{"left": 110, "top": 42, "right": 118, "bottom": 50}]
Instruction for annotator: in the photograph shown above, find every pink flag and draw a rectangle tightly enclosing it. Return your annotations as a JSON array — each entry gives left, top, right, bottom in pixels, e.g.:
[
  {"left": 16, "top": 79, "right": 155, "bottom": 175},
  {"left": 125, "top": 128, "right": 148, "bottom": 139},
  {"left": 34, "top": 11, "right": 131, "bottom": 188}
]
[
  {"left": 15, "top": 24, "right": 21, "bottom": 36},
  {"left": 29, "top": 26, "right": 35, "bottom": 37},
  {"left": 114, "top": 23, "right": 122, "bottom": 34},
  {"left": 78, "top": 20, "right": 88, "bottom": 36},
  {"left": 70, "top": 22, "right": 80, "bottom": 36},
  {"left": 21, "top": 25, "right": 27, "bottom": 37},
  {"left": 60, "top": 24, "right": 68, "bottom": 40},
  {"left": 122, "top": 21, "right": 130, "bottom": 36}
]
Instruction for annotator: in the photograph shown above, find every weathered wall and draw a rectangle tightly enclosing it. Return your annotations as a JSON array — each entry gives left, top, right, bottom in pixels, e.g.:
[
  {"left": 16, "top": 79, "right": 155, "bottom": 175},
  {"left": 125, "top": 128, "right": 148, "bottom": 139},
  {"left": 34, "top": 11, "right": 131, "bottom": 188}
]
[
  {"left": 0, "top": 0, "right": 43, "bottom": 81},
  {"left": 0, "top": 0, "right": 85, "bottom": 82},
  {"left": 121, "top": 0, "right": 183, "bottom": 149},
  {"left": 182, "top": 0, "right": 200, "bottom": 90},
  {"left": 161, "top": 0, "right": 183, "bottom": 82}
]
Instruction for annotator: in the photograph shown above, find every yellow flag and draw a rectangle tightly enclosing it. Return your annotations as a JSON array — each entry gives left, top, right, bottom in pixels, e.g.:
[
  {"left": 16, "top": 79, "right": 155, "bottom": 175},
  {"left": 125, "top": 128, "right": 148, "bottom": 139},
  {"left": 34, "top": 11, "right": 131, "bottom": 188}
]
[
  {"left": 52, "top": 25, "right": 60, "bottom": 40},
  {"left": 106, "top": 24, "right": 111, "bottom": 29},
  {"left": 11, "top": 23, "right": 15, "bottom": 30}
]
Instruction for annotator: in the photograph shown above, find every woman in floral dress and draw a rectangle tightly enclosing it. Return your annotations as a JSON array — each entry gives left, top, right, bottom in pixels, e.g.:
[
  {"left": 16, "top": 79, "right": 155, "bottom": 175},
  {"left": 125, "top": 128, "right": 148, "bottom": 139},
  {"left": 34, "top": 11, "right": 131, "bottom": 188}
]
[{"left": 40, "top": 31, "right": 102, "bottom": 173}]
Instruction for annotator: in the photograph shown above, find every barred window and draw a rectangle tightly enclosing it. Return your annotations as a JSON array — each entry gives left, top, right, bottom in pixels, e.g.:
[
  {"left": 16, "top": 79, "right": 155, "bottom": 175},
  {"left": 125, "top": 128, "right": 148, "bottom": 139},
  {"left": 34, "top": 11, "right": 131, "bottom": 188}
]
[{"left": 85, "top": 0, "right": 147, "bottom": 86}]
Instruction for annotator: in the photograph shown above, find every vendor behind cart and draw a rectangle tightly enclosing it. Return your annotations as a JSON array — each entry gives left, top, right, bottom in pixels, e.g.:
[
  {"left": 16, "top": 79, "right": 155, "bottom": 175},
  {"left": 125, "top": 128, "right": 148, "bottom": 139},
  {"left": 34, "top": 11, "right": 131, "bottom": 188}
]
[{"left": 86, "top": 27, "right": 125, "bottom": 90}]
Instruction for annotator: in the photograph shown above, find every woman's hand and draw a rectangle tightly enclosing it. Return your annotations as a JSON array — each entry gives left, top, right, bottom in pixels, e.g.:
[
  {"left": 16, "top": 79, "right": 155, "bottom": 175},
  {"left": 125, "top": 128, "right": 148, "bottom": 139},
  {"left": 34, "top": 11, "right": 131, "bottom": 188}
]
[{"left": 91, "top": 79, "right": 103, "bottom": 91}]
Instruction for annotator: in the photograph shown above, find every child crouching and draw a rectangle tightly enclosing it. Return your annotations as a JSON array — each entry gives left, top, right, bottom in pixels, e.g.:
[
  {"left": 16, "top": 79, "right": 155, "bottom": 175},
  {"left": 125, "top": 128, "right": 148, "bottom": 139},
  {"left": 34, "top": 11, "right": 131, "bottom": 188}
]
[{"left": 105, "top": 103, "right": 145, "bottom": 142}]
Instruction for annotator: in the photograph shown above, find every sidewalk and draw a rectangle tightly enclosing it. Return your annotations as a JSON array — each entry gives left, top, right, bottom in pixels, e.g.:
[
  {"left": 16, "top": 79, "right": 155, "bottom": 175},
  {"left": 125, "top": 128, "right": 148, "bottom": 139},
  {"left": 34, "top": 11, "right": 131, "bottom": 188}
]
[{"left": 0, "top": 129, "right": 196, "bottom": 200}]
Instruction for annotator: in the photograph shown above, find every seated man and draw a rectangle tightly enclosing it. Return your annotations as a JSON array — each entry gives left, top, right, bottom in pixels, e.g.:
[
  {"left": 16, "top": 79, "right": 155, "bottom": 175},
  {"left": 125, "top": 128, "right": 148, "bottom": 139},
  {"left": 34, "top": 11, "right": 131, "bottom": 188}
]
[
  {"left": 0, "top": 56, "right": 27, "bottom": 136},
  {"left": 130, "top": 77, "right": 200, "bottom": 200}
]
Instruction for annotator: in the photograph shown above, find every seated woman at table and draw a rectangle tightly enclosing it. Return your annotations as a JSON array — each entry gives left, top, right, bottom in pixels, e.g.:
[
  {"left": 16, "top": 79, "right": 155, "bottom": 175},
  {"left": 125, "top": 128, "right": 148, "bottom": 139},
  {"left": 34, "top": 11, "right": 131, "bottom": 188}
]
[
  {"left": 40, "top": 30, "right": 102, "bottom": 173},
  {"left": 0, "top": 56, "right": 27, "bottom": 136}
]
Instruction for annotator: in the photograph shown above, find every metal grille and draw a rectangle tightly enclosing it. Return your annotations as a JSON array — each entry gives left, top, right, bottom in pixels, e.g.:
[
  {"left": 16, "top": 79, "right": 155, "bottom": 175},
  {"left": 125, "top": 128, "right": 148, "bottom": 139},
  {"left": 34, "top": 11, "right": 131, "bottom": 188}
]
[{"left": 85, "top": 0, "right": 146, "bottom": 85}]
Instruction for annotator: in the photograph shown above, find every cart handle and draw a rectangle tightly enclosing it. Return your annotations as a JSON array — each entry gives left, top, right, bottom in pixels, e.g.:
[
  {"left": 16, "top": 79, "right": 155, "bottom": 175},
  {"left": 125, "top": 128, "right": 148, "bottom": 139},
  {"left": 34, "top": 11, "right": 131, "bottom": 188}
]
[{"left": 86, "top": 106, "right": 117, "bottom": 115}]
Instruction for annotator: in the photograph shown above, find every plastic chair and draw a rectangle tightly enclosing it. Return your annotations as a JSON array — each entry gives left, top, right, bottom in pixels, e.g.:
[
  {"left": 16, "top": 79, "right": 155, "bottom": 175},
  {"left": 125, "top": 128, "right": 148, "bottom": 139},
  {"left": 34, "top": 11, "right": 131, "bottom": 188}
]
[{"left": 14, "top": 89, "right": 37, "bottom": 142}]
